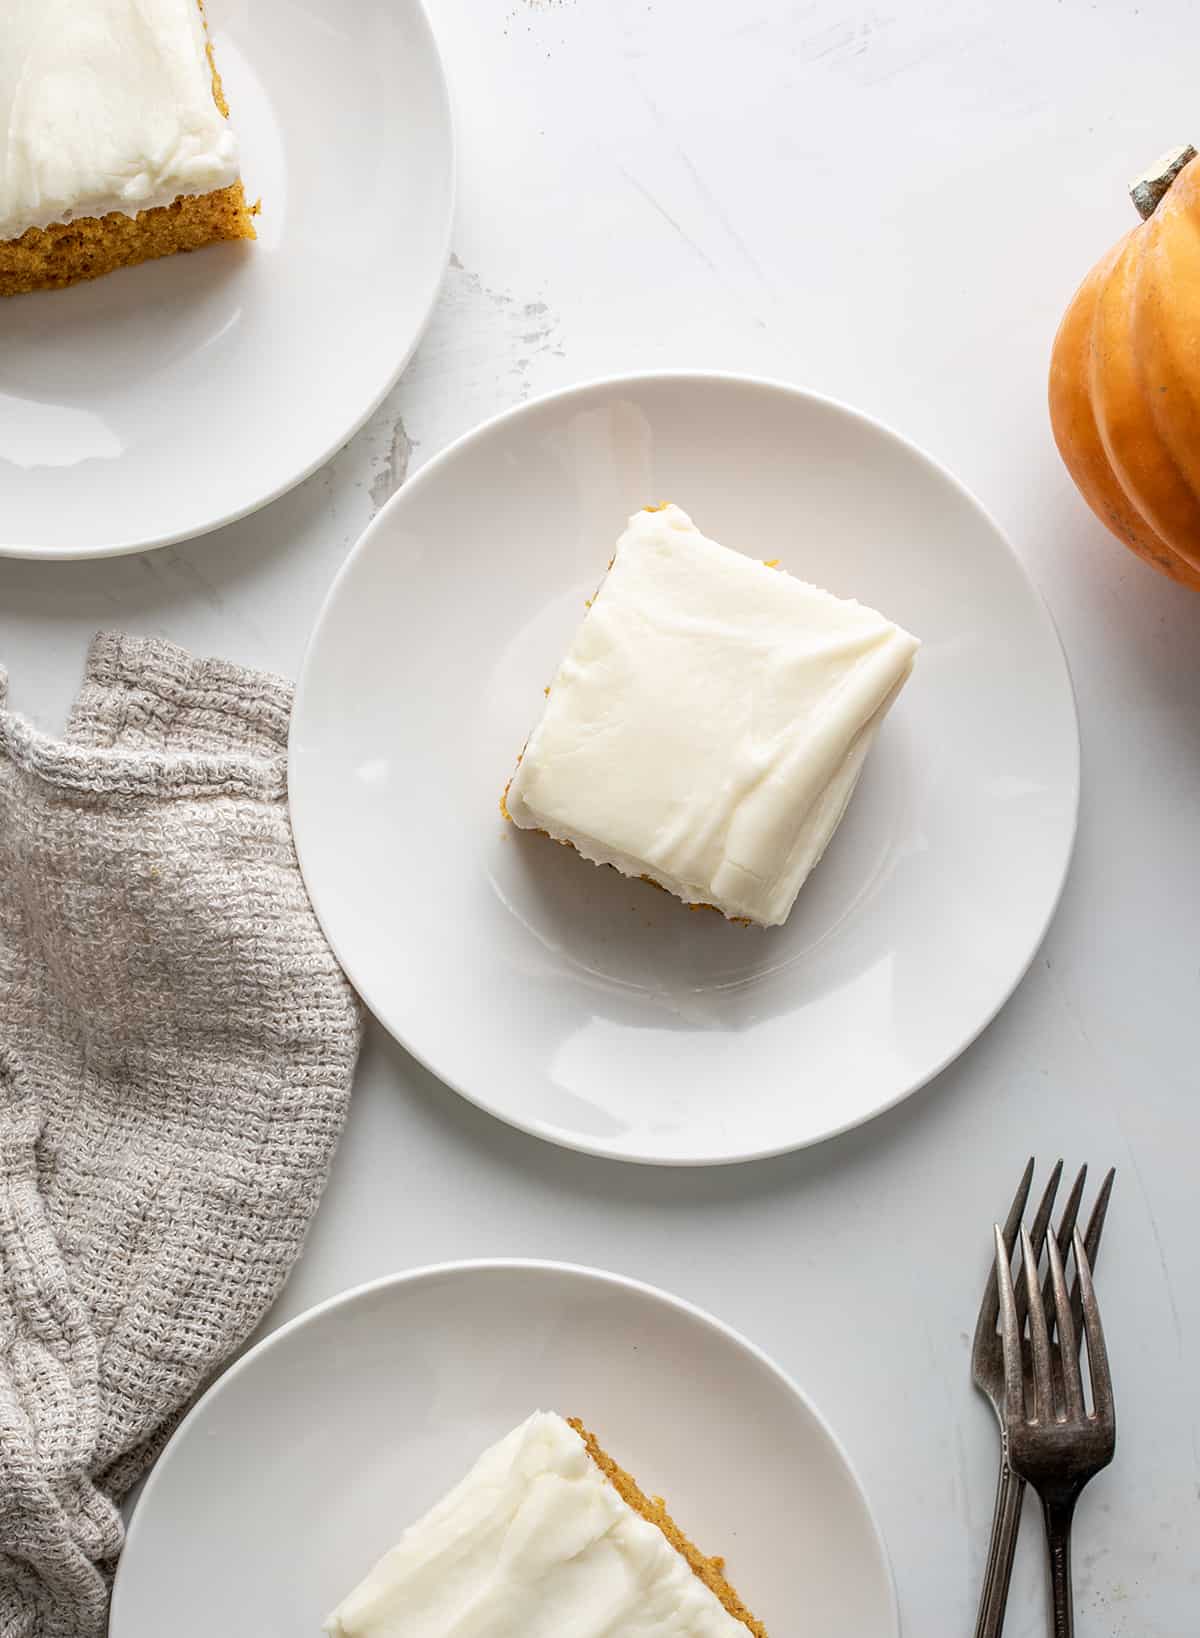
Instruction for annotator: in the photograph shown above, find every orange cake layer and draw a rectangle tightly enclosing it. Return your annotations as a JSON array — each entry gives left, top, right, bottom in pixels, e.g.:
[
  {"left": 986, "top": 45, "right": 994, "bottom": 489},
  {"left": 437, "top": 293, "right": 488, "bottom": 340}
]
[
  {"left": 0, "top": 185, "right": 258, "bottom": 298},
  {"left": 570, "top": 1417, "right": 768, "bottom": 1636}
]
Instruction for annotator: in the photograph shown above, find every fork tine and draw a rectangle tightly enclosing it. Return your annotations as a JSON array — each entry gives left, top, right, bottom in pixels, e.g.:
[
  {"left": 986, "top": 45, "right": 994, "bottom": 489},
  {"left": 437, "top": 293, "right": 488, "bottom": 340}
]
[
  {"left": 1071, "top": 1167, "right": 1116, "bottom": 1338},
  {"left": 1046, "top": 1229, "right": 1084, "bottom": 1418},
  {"left": 1083, "top": 1168, "right": 1115, "bottom": 1262},
  {"left": 1020, "top": 1225, "right": 1053, "bottom": 1422},
  {"left": 1005, "top": 1157, "right": 1037, "bottom": 1247},
  {"left": 994, "top": 1224, "right": 1025, "bottom": 1424},
  {"left": 1055, "top": 1163, "right": 1087, "bottom": 1252},
  {"left": 1073, "top": 1228, "right": 1114, "bottom": 1425},
  {"left": 1041, "top": 1164, "right": 1087, "bottom": 1336},
  {"left": 1016, "top": 1158, "right": 1063, "bottom": 1330},
  {"left": 973, "top": 1157, "right": 1035, "bottom": 1350}
]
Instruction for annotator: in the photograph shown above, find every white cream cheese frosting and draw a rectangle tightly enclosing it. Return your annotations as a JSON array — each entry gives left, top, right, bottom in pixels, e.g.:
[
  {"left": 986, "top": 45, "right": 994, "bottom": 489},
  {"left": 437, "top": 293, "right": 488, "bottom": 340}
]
[
  {"left": 0, "top": 0, "right": 240, "bottom": 240},
  {"left": 506, "top": 504, "right": 920, "bottom": 927},
  {"left": 325, "top": 1412, "right": 750, "bottom": 1638}
]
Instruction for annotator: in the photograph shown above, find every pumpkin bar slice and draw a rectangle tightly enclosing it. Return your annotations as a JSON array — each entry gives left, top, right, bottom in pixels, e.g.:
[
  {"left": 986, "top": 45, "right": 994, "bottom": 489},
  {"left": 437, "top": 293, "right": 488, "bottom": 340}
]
[
  {"left": 503, "top": 504, "right": 919, "bottom": 928},
  {"left": 325, "top": 1410, "right": 766, "bottom": 1636},
  {"left": 0, "top": 0, "right": 257, "bottom": 297}
]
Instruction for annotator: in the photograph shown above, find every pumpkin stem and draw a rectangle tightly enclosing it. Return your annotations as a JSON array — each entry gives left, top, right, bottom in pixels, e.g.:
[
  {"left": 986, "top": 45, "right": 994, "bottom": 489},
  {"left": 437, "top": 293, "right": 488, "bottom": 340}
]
[{"left": 1129, "top": 144, "right": 1197, "bottom": 218}]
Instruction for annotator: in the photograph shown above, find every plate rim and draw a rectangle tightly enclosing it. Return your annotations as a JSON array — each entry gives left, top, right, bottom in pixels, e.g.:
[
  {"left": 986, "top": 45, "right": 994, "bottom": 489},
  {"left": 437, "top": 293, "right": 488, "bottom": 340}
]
[
  {"left": 109, "top": 1256, "right": 900, "bottom": 1637},
  {"left": 290, "top": 367, "right": 1081, "bottom": 1167},
  {"left": 0, "top": 0, "right": 457, "bottom": 561}
]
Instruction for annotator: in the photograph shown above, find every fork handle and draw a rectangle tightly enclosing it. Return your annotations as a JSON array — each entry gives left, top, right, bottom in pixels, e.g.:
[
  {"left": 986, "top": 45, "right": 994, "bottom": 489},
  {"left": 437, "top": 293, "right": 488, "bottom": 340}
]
[
  {"left": 1041, "top": 1493, "right": 1079, "bottom": 1638},
  {"left": 974, "top": 1457, "right": 1025, "bottom": 1638}
]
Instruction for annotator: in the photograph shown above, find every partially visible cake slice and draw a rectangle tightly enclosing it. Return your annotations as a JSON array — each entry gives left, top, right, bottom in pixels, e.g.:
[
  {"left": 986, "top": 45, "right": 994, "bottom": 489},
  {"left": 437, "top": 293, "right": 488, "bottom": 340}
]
[
  {"left": 325, "top": 1411, "right": 767, "bottom": 1636},
  {"left": 0, "top": 0, "right": 257, "bottom": 297},
  {"left": 503, "top": 503, "right": 920, "bottom": 928}
]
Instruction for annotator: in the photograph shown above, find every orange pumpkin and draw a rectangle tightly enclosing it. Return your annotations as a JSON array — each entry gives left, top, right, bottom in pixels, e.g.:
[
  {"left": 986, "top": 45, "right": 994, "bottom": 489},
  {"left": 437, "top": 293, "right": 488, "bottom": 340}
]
[{"left": 1049, "top": 144, "right": 1200, "bottom": 589}]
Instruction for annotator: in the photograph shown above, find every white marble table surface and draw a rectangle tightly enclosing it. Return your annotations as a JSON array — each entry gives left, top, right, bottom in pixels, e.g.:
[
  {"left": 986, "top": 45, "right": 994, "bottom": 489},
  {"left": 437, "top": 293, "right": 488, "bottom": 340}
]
[{"left": 3, "top": 1, "right": 1199, "bottom": 1632}]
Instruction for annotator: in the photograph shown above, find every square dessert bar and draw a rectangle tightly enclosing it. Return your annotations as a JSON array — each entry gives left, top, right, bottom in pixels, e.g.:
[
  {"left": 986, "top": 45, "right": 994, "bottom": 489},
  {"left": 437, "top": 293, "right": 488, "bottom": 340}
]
[
  {"left": 504, "top": 504, "right": 919, "bottom": 928},
  {"left": 325, "top": 1411, "right": 766, "bottom": 1636},
  {"left": 0, "top": 0, "right": 257, "bottom": 297}
]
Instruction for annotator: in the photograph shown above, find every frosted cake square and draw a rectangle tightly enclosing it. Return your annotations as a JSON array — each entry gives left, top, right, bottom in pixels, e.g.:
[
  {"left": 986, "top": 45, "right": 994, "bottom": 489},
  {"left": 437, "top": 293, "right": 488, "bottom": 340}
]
[
  {"left": 325, "top": 1411, "right": 766, "bottom": 1636},
  {"left": 0, "top": 0, "right": 256, "bottom": 297},
  {"left": 503, "top": 504, "right": 919, "bottom": 928}
]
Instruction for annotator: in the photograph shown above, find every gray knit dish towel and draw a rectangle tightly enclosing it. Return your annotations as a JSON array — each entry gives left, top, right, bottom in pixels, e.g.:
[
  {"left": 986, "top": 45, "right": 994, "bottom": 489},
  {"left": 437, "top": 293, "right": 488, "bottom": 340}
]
[{"left": 0, "top": 634, "right": 362, "bottom": 1638}]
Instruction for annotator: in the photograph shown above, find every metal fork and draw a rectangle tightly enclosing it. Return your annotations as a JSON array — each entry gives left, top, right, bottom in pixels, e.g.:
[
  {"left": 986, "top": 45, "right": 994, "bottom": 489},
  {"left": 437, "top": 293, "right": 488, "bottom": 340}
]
[
  {"left": 970, "top": 1161, "right": 1114, "bottom": 1638},
  {"left": 995, "top": 1219, "right": 1116, "bottom": 1638}
]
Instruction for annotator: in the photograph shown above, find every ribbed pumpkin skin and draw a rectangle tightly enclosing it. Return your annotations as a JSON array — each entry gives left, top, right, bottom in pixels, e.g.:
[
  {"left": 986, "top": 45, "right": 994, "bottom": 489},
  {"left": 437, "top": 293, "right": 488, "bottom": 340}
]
[{"left": 1049, "top": 156, "right": 1200, "bottom": 589}]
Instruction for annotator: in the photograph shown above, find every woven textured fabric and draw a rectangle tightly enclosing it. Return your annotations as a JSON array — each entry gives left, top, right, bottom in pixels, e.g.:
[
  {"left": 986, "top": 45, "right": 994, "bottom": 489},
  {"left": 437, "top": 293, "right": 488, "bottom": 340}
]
[{"left": 0, "top": 634, "right": 361, "bottom": 1637}]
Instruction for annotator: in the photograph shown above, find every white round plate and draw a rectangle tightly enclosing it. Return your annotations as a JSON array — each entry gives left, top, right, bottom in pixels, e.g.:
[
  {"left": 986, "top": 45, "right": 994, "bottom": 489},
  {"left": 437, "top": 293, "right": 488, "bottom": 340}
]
[
  {"left": 0, "top": 0, "right": 454, "bottom": 558},
  {"left": 290, "top": 372, "right": 1079, "bottom": 1165},
  {"left": 110, "top": 1261, "right": 897, "bottom": 1637}
]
